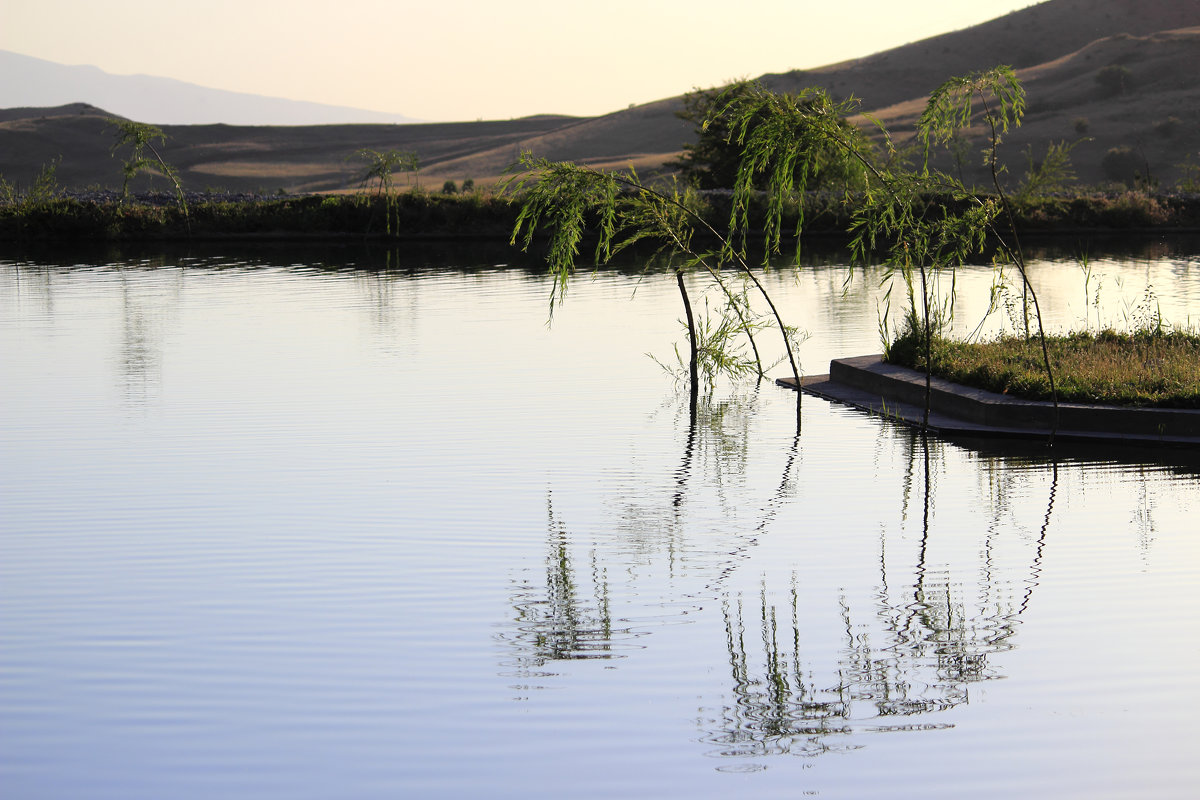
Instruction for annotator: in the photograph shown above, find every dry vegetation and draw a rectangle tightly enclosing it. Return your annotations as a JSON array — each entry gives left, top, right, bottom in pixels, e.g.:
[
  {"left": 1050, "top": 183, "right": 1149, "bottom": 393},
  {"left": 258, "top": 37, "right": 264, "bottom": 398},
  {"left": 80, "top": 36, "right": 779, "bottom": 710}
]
[{"left": 889, "top": 330, "right": 1200, "bottom": 408}]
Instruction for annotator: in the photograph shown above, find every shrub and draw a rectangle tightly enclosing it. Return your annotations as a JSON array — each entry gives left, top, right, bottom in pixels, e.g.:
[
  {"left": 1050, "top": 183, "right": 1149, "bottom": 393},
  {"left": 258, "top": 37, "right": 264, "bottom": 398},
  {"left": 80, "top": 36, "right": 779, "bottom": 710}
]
[
  {"left": 1101, "top": 146, "right": 1144, "bottom": 185},
  {"left": 1154, "top": 116, "right": 1181, "bottom": 138},
  {"left": 1100, "top": 191, "right": 1170, "bottom": 227},
  {"left": 1014, "top": 140, "right": 1080, "bottom": 203},
  {"left": 442, "top": 180, "right": 458, "bottom": 194},
  {"left": 1176, "top": 155, "right": 1200, "bottom": 192},
  {"left": 1095, "top": 64, "right": 1131, "bottom": 97}
]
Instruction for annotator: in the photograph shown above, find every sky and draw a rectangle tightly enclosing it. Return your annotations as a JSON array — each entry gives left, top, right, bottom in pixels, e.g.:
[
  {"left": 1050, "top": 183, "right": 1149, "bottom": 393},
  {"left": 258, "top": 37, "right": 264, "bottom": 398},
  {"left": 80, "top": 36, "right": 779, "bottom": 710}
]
[{"left": 1, "top": 0, "right": 1038, "bottom": 122}]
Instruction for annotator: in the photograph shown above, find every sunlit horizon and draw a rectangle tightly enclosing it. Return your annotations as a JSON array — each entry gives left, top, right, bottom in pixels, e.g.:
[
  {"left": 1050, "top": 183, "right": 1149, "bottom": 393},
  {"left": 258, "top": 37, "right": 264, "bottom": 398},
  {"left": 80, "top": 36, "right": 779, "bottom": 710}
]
[{"left": 2, "top": 0, "right": 1038, "bottom": 122}]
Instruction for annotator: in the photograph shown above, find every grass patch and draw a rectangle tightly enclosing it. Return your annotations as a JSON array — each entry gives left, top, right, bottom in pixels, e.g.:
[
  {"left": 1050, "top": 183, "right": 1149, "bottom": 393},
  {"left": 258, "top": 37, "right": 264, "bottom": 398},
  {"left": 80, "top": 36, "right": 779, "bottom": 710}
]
[{"left": 887, "top": 328, "right": 1200, "bottom": 408}]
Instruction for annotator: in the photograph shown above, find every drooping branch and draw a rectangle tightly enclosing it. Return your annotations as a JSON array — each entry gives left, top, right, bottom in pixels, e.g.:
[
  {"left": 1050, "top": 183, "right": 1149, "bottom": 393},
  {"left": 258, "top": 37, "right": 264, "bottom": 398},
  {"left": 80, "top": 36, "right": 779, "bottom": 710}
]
[
  {"left": 717, "top": 70, "right": 1056, "bottom": 438},
  {"left": 506, "top": 155, "right": 802, "bottom": 389}
]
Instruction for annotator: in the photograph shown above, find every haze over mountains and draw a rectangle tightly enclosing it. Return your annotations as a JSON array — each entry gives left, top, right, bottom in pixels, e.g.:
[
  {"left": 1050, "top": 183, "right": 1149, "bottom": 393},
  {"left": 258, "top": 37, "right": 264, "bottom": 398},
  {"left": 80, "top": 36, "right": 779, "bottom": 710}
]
[
  {"left": 0, "top": 50, "right": 420, "bottom": 126},
  {"left": 2, "top": 0, "right": 1198, "bottom": 194}
]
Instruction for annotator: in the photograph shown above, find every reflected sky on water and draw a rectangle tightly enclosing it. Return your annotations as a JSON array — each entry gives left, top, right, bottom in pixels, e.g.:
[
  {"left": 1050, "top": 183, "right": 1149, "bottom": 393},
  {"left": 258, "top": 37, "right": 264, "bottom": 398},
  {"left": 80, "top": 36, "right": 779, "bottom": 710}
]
[{"left": 2, "top": 239, "right": 1199, "bottom": 798}]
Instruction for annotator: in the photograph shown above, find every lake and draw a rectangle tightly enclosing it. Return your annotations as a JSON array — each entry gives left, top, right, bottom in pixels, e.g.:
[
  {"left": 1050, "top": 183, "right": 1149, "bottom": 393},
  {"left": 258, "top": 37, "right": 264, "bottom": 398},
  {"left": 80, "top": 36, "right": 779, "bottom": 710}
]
[{"left": 2, "top": 238, "right": 1199, "bottom": 799}]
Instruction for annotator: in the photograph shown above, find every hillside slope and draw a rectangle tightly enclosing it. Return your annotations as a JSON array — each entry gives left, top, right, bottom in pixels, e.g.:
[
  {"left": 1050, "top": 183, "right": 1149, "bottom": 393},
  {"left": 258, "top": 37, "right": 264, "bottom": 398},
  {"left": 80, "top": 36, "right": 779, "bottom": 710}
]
[
  {"left": 430, "top": 0, "right": 1200, "bottom": 187},
  {"left": 0, "top": 105, "right": 583, "bottom": 193},
  {"left": 762, "top": 0, "right": 1200, "bottom": 108},
  {"left": 869, "top": 27, "right": 1200, "bottom": 188},
  {"left": 2, "top": 0, "right": 1198, "bottom": 193}
]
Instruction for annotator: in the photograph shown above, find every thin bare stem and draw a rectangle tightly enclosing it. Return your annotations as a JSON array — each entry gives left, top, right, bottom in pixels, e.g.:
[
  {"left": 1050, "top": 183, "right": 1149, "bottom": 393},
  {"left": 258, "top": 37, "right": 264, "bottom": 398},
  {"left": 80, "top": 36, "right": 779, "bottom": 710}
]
[
  {"left": 609, "top": 173, "right": 803, "bottom": 387},
  {"left": 979, "top": 92, "right": 1059, "bottom": 442}
]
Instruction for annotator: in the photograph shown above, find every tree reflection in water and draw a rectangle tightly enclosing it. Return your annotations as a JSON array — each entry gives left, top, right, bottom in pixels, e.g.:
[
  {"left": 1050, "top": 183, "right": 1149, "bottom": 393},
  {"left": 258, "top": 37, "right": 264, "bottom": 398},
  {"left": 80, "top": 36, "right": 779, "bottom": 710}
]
[
  {"left": 499, "top": 494, "right": 633, "bottom": 669},
  {"left": 498, "top": 391, "right": 787, "bottom": 674},
  {"left": 703, "top": 431, "right": 1059, "bottom": 758},
  {"left": 497, "top": 390, "right": 1063, "bottom": 758}
]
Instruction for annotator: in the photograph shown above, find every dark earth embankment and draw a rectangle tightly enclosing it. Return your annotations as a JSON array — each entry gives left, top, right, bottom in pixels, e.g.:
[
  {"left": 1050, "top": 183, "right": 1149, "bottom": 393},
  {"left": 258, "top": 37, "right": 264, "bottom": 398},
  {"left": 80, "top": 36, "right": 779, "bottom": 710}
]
[{"left": 4, "top": 190, "right": 1200, "bottom": 243}]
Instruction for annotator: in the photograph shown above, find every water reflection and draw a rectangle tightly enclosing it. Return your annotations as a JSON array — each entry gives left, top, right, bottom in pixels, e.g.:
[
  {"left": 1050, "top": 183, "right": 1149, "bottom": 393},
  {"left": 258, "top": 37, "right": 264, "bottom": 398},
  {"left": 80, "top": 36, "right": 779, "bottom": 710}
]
[
  {"left": 4, "top": 247, "right": 1200, "bottom": 798},
  {"left": 496, "top": 388, "right": 1081, "bottom": 762},
  {"left": 117, "top": 266, "right": 178, "bottom": 405},
  {"left": 7, "top": 262, "right": 55, "bottom": 316},
  {"left": 697, "top": 431, "right": 1061, "bottom": 761},
  {"left": 499, "top": 494, "right": 633, "bottom": 672},
  {"left": 672, "top": 388, "right": 782, "bottom": 513},
  {"left": 490, "top": 381, "right": 1068, "bottom": 759},
  {"left": 632, "top": 389, "right": 803, "bottom": 587},
  {"left": 498, "top": 390, "right": 800, "bottom": 677},
  {"left": 9, "top": 259, "right": 184, "bottom": 406}
]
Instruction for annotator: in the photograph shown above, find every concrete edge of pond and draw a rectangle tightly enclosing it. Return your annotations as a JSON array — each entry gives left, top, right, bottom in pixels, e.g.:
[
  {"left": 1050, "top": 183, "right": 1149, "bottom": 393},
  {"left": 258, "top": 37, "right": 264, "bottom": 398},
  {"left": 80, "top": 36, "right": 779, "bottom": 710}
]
[{"left": 776, "top": 354, "right": 1200, "bottom": 448}]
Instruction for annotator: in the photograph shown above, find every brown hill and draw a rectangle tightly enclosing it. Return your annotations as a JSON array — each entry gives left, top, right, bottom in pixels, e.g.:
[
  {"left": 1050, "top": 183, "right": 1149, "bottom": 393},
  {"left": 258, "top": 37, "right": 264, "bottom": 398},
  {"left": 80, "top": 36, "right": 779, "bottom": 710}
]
[
  {"left": 0, "top": 104, "right": 584, "bottom": 193},
  {"left": 431, "top": 0, "right": 1200, "bottom": 188},
  {"left": 2, "top": 0, "right": 1198, "bottom": 194},
  {"left": 762, "top": 0, "right": 1200, "bottom": 108},
  {"left": 867, "top": 26, "right": 1200, "bottom": 188}
]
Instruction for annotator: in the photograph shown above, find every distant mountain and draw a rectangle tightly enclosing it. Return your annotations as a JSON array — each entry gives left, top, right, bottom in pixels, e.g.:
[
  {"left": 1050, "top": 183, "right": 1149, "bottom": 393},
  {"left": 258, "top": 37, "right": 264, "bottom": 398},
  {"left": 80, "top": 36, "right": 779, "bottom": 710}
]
[
  {"left": 2, "top": 0, "right": 1199, "bottom": 193},
  {"left": 0, "top": 50, "right": 421, "bottom": 126}
]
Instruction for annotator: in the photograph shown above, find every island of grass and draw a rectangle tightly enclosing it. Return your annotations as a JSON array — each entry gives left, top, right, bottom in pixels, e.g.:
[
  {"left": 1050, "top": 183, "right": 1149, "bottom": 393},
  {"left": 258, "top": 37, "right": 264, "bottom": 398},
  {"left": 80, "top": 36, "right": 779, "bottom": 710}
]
[
  {"left": 783, "top": 327, "right": 1200, "bottom": 446},
  {"left": 886, "top": 328, "right": 1200, "bottom": 409}
]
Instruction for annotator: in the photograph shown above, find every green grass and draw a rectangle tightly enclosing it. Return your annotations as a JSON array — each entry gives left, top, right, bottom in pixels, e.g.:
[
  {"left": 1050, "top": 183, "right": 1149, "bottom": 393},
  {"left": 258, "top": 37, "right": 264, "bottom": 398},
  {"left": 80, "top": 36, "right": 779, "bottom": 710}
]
[{"left": 887, "top": 328, "right": 1200, "bottom": 408}]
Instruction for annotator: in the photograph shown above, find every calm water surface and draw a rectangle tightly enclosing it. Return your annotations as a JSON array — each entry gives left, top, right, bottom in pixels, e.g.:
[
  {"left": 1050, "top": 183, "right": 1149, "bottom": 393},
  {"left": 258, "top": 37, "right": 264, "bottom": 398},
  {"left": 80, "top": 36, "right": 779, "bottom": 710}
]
[{"left": 2, "top": 241, "right": 1199, "bottom": 798}]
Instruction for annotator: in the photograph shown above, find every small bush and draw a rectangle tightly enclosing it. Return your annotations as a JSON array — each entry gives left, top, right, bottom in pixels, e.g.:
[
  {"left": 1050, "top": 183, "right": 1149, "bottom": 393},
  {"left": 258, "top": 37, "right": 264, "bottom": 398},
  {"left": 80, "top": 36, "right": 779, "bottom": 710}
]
[
  {"left": 1154, "top": 116, "right": 1181, "bottom": 138},
  {"left": 442, "top": 180, "right": 458, "bottom": 195},
  {"left": 1102, "top": 146, "right": 1144, "bottom": 185},
  {"left": 1095, "top": 64, "right": 1131, "bottom": 97},
  {"left": 1103, "top": 191, "right": 1170, "bottom": 226},
  {"left": 1073, "top": 117, "right": 1090, "bottom": 134},
  {"left": 1176, "top": 155, "right": 1200, "bottom": 192}
]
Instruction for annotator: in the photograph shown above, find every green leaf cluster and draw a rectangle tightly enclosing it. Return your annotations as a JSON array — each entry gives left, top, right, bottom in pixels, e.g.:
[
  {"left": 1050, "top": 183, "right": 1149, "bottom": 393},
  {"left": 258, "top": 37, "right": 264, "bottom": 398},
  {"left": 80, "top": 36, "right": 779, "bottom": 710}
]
[
  {"left": 349, "top": 148, "right": 421, "bottom": 234},
  {"left": 505, "top": 153, "right": 802, "bottom": 390},
  {"left": 674, "top": 82, "right": 870, "bottom": 195},
  {"left": 352, "top": 148, "right": 420, "bottom": 196},
  {"left": 107, "top": 119, "right": 188, "bottom": 226}
]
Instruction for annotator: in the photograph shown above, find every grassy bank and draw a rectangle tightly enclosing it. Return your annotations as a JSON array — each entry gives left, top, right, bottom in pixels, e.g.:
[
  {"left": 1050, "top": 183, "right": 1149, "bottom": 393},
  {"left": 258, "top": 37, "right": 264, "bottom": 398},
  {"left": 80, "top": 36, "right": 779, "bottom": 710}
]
[
  {"left": 3, "top": 189, "right": 1200, "bottom": 242},
  {"left": 0, "top": 192, "right": 522, "bottom": 241},
  {"left": 886, "top": 328, "right": 1200, "bottom": 408}
]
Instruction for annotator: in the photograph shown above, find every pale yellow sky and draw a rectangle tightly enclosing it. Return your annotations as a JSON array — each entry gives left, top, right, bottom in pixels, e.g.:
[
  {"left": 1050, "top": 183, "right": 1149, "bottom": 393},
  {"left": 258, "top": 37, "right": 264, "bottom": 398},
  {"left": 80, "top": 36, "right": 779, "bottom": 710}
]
[{"left": 1, "top": 0, "right": 1038, "bottom": 121}]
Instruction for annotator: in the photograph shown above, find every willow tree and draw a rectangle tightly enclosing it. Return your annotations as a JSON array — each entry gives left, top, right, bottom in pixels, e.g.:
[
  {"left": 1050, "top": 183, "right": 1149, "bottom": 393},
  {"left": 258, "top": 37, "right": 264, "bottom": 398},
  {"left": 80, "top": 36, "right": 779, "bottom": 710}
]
[
  {"left": 351, "top": 148, "right": 420, "bottom": 235},
  {"left": 507, "top": 67, "right": 1058, "bottom": 437},
  {"left": 718, "top": 66, "right": 1058, "bottom": 434},
  {"left": 506, "top": 87, "right": 875, "bottom": 408},
  {"left": 107, "top": 119, "right": 188, "bottom": 223},
  {"left": 505, "top": 155, "right": 807, "bottom": 412},
  {"left": 673, "top": 80, "right": 870, "bottom": 193}
]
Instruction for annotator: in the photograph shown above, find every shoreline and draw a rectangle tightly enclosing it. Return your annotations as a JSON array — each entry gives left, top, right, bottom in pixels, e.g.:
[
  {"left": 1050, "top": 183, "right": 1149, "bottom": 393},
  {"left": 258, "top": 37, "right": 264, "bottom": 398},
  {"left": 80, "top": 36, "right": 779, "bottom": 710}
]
[
  {"left": 779, "top": 354, "right": 1200, "bottom": 448},
  {"left": 4, "top": 191, "right": 1200, "bottom": 243}
]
